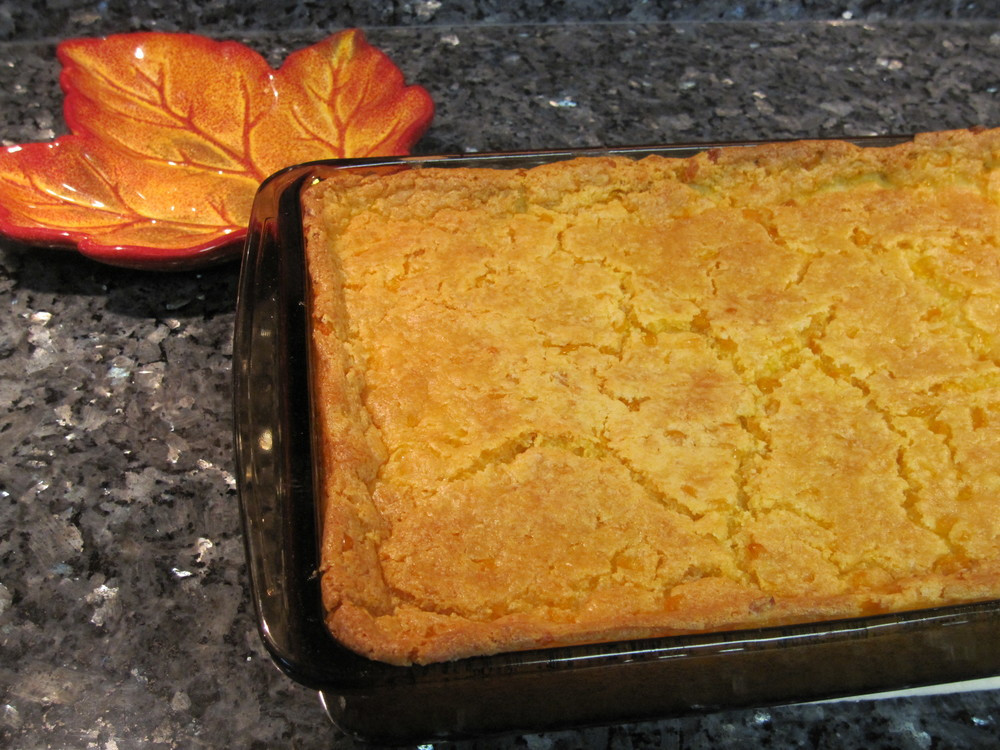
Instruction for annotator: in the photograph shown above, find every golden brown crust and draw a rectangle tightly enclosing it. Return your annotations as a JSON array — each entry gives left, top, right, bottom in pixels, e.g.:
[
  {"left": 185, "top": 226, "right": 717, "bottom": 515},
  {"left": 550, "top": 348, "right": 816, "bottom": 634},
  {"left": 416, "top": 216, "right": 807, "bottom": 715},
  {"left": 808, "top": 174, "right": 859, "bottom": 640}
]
[{"left": 303, "top": 127, "right": 1000, "bottom": 665}]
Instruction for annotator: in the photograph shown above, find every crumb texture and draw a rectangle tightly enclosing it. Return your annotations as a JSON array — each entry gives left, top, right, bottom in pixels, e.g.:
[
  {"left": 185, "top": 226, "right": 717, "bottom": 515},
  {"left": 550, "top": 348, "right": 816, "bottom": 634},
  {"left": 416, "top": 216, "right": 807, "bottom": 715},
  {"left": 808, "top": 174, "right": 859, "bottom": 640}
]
[{"left": 304, "top": 128, "right": 1000, "bottom": 665}]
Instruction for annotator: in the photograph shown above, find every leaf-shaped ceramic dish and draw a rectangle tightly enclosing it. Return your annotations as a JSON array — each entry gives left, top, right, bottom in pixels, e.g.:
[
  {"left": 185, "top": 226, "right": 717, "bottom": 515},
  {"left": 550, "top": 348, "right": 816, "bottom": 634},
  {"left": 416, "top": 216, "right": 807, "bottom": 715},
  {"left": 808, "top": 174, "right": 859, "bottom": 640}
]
[{"left": 0, "top": 30, "right": 433, "bottom": 270}]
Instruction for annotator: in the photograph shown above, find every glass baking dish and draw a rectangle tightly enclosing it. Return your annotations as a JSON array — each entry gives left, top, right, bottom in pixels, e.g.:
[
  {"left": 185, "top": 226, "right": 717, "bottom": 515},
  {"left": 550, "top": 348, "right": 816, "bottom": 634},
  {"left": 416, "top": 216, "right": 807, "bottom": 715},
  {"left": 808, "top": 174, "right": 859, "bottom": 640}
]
[{"left": 233, "top": 140, "right": 1000, "bottom": 745}]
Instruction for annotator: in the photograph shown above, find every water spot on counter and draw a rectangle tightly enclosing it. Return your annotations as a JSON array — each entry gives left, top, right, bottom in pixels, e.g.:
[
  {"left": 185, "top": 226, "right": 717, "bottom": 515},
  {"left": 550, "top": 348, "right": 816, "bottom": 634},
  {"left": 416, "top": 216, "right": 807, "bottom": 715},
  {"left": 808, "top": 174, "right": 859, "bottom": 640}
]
[
  {"left": 877, "top": 57, "right": 904, "bottom": 71},
  {"left": 548, "top": 97, "right": 577, "bottom": 108},
  {"left": 439, "top": 33, "right": 460, "bottom": 47},
  {"left": 171, "top": 568, "right": 193, "bottom": 579}
]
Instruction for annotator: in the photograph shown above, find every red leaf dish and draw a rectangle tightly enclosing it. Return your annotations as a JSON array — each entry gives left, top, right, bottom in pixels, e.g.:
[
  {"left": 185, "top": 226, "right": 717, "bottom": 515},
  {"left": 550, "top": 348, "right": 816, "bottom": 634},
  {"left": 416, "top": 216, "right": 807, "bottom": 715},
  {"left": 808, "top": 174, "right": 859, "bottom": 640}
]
[{"left": 0, "top": 30, "right": 434, "bottom": 269}]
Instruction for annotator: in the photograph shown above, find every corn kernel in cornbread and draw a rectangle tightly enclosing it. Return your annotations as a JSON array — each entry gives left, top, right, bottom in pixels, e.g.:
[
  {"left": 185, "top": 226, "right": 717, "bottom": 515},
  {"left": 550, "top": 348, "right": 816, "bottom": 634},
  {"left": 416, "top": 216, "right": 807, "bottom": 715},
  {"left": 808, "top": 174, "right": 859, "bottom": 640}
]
[{"left": 304, "top": 127, "right": 1000, "bottom": 665}]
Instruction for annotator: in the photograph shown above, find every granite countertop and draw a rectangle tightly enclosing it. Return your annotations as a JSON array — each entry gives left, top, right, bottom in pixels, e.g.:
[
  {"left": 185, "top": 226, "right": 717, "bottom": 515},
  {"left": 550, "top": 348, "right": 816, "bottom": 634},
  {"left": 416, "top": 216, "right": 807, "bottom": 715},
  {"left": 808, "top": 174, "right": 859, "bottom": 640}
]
[{"left": 1, "top": 3, "right": 999, "bottom": 748}]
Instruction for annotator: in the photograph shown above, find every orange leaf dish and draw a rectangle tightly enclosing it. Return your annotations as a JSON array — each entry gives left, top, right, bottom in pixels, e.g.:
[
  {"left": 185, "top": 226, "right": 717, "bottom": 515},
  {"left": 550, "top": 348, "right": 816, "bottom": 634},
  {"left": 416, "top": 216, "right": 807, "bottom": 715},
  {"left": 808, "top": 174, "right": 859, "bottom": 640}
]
[{"left": 0, "top": 30, "right": 434, "bottom": 270}]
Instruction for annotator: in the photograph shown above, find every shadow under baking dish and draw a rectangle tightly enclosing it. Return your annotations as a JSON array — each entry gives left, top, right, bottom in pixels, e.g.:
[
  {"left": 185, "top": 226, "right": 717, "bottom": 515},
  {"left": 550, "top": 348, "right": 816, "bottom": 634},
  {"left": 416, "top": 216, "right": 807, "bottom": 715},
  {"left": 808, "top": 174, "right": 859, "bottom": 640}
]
[{"left": 232, "top": 140, "right": 1000, "bottom": 745}]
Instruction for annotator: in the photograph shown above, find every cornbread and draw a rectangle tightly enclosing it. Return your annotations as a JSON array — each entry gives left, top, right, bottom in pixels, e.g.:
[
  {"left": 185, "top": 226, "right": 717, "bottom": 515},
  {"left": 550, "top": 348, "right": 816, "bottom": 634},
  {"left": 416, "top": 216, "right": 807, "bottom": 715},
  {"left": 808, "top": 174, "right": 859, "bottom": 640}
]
[{"left": 303, "top": 127, "right": 1000, "bottom": 666}]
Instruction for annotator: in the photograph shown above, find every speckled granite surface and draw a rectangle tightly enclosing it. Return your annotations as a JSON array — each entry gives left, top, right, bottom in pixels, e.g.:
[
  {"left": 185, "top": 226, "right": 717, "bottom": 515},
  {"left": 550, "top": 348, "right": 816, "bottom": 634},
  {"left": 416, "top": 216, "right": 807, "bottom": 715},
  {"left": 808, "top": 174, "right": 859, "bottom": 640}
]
[
  {"left": 1, "top": 6, "right": 1000, "bottom": 749},
  {"left": 0, "top": 0, "right": 996, "bottom": 40}
]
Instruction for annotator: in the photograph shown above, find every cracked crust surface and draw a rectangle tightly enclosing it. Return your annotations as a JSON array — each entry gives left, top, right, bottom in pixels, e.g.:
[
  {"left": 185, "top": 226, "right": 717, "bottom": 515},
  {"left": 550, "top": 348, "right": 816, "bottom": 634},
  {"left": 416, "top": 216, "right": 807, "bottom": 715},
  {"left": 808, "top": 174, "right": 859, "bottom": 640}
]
[{"left": 303, "top": 127, "right": 1000, "bottom": 665}]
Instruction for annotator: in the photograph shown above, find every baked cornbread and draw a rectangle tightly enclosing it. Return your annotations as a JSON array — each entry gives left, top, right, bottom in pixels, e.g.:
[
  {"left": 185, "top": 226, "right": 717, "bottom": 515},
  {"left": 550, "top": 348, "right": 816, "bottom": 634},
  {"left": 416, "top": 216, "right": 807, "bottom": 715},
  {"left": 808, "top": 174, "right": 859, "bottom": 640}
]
[{"left": 303, "top": 127, "right": 1000, "bottom": 666}]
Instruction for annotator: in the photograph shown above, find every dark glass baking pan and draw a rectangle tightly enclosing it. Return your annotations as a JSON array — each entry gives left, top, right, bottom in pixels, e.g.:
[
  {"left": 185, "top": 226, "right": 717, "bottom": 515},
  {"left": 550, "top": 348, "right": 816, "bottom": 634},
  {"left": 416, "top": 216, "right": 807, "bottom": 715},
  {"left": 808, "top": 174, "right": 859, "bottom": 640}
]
[{"left": 233, "top": 139, "right": 1000, "bottom": 745}]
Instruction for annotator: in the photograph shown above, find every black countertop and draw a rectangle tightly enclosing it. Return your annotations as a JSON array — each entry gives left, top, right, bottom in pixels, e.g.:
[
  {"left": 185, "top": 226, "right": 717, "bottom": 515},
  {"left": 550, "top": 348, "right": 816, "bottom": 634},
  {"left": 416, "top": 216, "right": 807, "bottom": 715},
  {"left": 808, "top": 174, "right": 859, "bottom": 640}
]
[{"left": 2, "top": 3, "right": 999, "bottom": 748}]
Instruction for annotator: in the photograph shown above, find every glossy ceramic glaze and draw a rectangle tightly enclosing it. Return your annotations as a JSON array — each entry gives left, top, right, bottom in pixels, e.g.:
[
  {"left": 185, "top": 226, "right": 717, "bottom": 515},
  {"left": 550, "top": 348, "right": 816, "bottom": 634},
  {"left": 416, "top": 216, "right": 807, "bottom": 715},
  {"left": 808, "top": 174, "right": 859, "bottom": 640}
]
[{"left": 0, "top": 30, "right": 433, "bottom": 270}]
